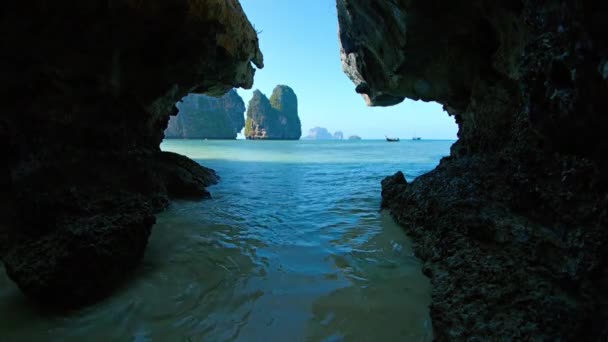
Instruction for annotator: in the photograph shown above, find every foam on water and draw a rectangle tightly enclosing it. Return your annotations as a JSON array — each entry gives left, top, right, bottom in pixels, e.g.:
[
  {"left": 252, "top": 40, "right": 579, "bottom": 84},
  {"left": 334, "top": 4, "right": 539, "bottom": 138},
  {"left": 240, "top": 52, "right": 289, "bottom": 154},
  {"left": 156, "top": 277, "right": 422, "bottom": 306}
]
[{"left": 0, "top": 139, "right": 453, "bottom": 341}]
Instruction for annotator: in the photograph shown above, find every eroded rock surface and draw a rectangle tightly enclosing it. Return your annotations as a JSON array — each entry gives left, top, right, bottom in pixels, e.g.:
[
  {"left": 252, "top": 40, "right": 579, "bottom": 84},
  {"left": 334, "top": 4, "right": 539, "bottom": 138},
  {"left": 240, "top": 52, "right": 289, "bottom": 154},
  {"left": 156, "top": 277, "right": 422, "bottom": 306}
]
[
  {"left": 339, "top": 0, "right": 608, "bottom": 339},
  {"left": 165, "top": 90, "right": 246, "bottom": 139},
  {"left": 245, "top": 85, "right": 302, "bottom": 140},
  {"left": 1, "top": 0, "right": 261, "bottom": 306}
]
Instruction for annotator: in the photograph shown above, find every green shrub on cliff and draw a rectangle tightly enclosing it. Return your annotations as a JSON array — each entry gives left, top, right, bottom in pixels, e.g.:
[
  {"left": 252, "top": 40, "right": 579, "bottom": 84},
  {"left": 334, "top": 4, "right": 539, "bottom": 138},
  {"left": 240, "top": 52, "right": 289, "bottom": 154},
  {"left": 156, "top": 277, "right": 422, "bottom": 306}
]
[
  {"left": 245, "top": 85, "right": 302, "bottom": 140},
  {"left": 244, "top": 115, "right": 257, "bottom": 137}
]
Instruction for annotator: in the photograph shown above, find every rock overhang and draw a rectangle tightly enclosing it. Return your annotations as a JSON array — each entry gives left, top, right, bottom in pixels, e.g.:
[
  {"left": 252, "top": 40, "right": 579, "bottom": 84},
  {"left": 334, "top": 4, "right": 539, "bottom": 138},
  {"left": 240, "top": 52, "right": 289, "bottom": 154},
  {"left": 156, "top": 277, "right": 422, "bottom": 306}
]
[{"left": 1, "top": 0, "right": 263, "bottom": 307}]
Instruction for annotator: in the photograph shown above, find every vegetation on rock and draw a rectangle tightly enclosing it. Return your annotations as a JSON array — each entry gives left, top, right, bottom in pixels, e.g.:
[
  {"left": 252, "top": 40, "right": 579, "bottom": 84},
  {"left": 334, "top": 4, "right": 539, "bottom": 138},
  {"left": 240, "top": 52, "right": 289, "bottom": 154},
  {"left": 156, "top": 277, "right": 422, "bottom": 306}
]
[{"left": 245, "top": 85, "right": 301, "bottom": 140}]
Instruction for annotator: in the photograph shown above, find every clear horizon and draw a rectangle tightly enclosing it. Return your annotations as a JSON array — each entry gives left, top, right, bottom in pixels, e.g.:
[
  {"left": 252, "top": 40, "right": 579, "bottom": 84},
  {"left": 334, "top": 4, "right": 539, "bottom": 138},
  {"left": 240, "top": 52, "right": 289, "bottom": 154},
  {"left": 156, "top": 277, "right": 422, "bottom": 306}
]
[{"left": 236, "top": 0, "right": 458, "bottom": 140}]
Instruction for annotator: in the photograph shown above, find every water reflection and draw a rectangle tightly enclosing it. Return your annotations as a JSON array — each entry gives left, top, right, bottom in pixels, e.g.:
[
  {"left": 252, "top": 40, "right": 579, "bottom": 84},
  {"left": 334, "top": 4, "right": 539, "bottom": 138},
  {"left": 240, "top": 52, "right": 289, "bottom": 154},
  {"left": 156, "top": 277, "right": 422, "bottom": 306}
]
[
  {"left": 0, "top": 213, "right": 265, "bottom": 341},
  {"left": 307, "top": 213, "right": 432, "bottom": 341},
  {"left": 0, "top": 140, "right": 451, "bottom": 340}
]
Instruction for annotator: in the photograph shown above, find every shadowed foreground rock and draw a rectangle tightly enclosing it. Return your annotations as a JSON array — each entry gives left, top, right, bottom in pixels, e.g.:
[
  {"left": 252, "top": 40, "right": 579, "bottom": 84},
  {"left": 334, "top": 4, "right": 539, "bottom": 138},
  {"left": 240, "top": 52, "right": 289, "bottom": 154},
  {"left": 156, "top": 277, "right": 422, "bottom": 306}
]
[
  {"left": 339, "top": 0, "right": 608, "bottom": 339},
  {"left": 0, "top": 0, "right": 261, "bottom": 306}
]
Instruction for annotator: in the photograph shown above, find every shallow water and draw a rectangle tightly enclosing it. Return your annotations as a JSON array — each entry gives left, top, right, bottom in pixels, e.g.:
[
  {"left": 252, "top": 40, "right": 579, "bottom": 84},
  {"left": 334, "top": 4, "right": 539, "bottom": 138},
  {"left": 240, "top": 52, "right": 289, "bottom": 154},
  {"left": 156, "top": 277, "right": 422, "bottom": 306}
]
[{"left": 0, "top": 139, "right": 453, "bottom": 341}]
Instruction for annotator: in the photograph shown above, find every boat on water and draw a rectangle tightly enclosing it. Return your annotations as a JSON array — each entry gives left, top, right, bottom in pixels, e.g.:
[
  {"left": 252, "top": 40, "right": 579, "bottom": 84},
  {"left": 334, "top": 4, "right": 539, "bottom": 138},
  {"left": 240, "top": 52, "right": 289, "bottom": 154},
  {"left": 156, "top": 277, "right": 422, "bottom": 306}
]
[
  {"left": 412, "top": 136, "right": 421, "bottom": 140},
  {"left": 385, "top": 136, "right": 400, "bottom": 142}
]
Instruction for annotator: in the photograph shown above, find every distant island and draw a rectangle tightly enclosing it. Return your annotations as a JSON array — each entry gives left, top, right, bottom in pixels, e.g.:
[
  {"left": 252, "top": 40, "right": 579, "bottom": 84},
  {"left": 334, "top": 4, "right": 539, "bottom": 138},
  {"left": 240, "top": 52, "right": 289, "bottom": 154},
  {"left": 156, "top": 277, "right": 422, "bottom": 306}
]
[
  {"left": 164, "top": 90, "right": 245, "bottom": 139},
  {"left": 304, "top": 127, "right": 333, "bottom": 140},
  {"left": 244, "top": 85, "right": 302, "bottom": 140},
  {"left": 348, "top": 135, "right": 362, "bottom": 140},
  {"left": 303, "top": 127, "right": 350, "bottom": 140}
]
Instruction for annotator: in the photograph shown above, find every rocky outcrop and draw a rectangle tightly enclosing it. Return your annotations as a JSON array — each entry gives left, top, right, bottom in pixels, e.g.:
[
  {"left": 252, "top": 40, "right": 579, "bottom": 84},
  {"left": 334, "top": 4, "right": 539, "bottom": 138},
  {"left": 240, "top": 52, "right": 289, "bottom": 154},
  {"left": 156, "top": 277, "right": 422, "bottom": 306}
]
[
  {"left": 1, "top": 0, "right": 262, "bottom": 307},
  {"left": 348, "top": 135, "right": 362, "bottom": 140},
  {"left": 244, "top": 85, "right": 302, "bottom": 140},
  {"left": 333, "top": 131, "right": 344, "bottom": 140},
  {"left": 165, "top": 90, "right": 245, "bottom": 139},
  {"left": 339, "top": 0, "right": 608, "bottom": 339}
]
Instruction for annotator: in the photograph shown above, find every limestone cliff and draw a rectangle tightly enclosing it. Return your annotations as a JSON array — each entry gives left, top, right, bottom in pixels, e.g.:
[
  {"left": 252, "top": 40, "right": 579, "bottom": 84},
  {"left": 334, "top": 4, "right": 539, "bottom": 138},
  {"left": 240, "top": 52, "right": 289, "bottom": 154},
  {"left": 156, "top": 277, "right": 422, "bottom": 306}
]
[
  {"left": 245, "top": 85, "right": 302, "bottom": 140},
  {"left": 339, "top": 0, "right": 608, "bottom": 339},
  {"left": 165, "top": 90, "right": 245, "bottom": 139},
  {"left": 0, "top": 0, "right": 262, "bottom": 307}
]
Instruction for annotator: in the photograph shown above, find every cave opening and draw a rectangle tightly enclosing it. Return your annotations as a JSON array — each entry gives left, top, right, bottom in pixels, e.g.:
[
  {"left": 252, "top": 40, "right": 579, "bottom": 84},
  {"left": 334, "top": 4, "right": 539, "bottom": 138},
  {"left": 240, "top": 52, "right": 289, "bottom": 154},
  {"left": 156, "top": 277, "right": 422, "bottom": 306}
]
[
  {"left": 161, "top": 0, "right": 459, "bottom": 144},
  {"left": 4, "top": 0, "right": 606, "bottom": 340},
  {"left": 2, "top": 0, "right": 456, "bottom": 339}
]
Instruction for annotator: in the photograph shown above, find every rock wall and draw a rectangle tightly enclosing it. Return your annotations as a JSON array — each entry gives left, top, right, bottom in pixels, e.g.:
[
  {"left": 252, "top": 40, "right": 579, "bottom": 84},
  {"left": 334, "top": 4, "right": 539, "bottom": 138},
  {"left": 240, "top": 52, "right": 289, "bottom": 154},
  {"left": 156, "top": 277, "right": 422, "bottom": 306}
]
[
  {"left": 339, "top": 0, "right": 608, "bottom": 339},
  {"left": 245, "top": 85, "right": 302, "bottom": 140},
  {"left": 0, "top": 0, "right": 262, "bottom": 307},
  {"left": 165, "top": 90, "right": 246, "bottom": 139}
]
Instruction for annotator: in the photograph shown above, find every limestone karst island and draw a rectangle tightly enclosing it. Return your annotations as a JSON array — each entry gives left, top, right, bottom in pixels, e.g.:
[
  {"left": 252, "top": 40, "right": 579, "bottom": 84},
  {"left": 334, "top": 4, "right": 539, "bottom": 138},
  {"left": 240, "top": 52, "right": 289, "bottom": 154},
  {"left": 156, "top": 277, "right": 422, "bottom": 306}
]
[
  {"left": 165, "top": 90, "right": 246, "bottom": 139},
  {"left": 244, "top": 85, "right": 302, "bottom": 140},
  {"left": 1, "top": 1, "right": 606, "bottom": 341}
]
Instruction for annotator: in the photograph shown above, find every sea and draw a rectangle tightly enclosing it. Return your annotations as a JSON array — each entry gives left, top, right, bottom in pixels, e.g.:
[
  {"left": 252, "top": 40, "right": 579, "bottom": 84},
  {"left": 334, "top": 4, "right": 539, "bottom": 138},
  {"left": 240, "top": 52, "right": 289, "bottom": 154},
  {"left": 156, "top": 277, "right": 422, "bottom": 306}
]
[{"left": 0, "top": 139, "right": 454, "bottom": 341}]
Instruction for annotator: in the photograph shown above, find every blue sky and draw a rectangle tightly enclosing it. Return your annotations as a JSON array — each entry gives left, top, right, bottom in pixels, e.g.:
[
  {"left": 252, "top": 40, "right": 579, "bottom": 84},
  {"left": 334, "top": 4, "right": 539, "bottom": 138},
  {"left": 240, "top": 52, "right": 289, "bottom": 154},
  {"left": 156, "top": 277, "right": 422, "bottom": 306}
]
[{"left": 237, "top": 0, "right": 458, "bottom": 139}]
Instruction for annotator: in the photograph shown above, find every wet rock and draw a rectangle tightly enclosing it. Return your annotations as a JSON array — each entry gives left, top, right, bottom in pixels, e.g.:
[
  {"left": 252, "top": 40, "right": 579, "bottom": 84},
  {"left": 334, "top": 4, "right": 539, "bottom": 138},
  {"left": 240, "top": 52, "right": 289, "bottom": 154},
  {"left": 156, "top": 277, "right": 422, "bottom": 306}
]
[
  {"left": 1, "top": 0, "right": 261, "bottom": 306},
  {"left": 339, "top": 0, "right": 608, "bottom": 339},
  {"left": 155, "top": 151, "right": 218, "bottom": 199},
  {"left": 380, "top": 171, "right": 408, "bottom": 209},
  {"left": 3, "top": 195, "right": 155, "bottom": 307}
]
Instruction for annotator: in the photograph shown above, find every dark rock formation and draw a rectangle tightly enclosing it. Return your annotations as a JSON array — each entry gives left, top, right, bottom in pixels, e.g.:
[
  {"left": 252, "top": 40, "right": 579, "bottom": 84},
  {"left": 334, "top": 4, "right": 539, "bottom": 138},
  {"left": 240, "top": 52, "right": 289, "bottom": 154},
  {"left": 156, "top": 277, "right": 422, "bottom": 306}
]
[
  {"left": 304, "top": 127, "right": 335, "bottom": 140},
  {"left": 165, "top": 90, "right": 246, "bottom": 139},
  {"left": 245, "top": 85, "right": 302, "bottom": 140},
  {"left": 348, "top": 135, "right": 362, "bottom": 140},
  {"left": 333, "top": 131, "right": 344, "bottom": 140},
  {"left": 1, "top": 0, "right": 262, "bottom": 307},
  {"left": 339, "top": 0, "right": 608, "bottom": 339}
]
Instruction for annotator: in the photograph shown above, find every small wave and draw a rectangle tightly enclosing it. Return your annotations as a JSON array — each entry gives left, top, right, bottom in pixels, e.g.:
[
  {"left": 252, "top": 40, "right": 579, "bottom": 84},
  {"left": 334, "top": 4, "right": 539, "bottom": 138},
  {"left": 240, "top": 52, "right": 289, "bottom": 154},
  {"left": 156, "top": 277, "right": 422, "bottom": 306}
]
[{"left": 1, "top": 140, "right": 451, "bottom": 340}]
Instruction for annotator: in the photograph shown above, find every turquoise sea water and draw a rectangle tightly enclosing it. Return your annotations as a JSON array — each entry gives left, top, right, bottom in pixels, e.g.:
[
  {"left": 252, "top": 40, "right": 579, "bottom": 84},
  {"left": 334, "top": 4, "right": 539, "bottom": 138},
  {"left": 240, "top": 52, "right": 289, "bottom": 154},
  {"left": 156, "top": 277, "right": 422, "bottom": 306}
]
[{"left": 0, "top": 139, "right": 453, "bottom": 341}]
